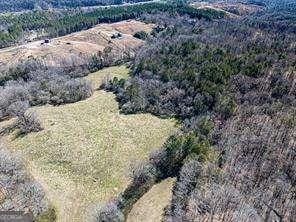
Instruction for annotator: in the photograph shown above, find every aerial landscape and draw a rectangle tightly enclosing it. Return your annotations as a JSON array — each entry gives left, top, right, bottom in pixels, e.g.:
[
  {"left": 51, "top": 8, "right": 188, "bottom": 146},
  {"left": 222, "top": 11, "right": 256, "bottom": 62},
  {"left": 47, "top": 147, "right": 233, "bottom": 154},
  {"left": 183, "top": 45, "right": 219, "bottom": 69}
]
[{"left": 0, "top": 0, "right": 295, "bottom": 221}]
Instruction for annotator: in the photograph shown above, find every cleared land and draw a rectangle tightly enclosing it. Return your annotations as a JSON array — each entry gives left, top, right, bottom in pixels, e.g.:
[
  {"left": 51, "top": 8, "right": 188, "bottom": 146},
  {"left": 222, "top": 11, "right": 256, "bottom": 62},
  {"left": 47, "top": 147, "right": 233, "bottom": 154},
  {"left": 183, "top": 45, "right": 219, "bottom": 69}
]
[
  {"left": 127, "top": 178, "right": 175, "bottom": 222},
  {"left": 192, "top": 1, "right": 263, "bottom": 17},
  {"left": 2, "top": 66, "right": 176, "bottom": 222},
  {"left": 0, "top": 20, "right": 154, "bottom": 68}
]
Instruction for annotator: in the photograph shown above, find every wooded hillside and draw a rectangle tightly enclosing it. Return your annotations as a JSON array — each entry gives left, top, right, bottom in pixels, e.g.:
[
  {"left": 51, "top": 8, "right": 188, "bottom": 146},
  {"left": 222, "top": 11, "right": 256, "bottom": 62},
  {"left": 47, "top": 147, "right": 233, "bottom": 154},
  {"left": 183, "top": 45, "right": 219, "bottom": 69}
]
[
  {"left": 0, "top": 0, "right": 151, "bottom": 12},
  {"left": 98, "top": 2, "right": 296, "bottom": 221},
  {"left": 0, "top": 2, "right": 224, "bottom": 48}
]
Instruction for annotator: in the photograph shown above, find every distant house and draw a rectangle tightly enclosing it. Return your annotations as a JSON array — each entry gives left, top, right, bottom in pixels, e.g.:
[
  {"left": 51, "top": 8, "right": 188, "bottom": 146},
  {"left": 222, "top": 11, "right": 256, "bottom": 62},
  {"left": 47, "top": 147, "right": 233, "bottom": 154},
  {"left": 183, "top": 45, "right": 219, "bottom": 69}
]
[{"left": 44, "top": 39, "right": 50, "bottom": 44}]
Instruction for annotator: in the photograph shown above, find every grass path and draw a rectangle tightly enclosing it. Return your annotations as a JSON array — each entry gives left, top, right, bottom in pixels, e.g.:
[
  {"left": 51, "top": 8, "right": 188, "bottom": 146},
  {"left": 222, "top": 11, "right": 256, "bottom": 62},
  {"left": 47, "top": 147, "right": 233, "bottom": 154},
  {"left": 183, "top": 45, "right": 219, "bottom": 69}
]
[
  {"left": 127, "top": 178, "right": 175, "bottom": 222},
  {"left": 3, "top": 66, "right": 177, "bottom": 221}
]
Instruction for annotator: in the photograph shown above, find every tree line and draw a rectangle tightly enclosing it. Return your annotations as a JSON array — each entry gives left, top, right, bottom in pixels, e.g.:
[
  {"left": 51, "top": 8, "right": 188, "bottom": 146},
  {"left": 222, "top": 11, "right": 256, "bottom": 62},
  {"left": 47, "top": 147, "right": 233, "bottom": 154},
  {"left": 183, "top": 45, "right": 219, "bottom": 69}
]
[
  {"left": 0, "top": 2, "right": 225, "bottom": 48},
  {"left": 0, "top": 0, "right": 152, "bottom": 12}
]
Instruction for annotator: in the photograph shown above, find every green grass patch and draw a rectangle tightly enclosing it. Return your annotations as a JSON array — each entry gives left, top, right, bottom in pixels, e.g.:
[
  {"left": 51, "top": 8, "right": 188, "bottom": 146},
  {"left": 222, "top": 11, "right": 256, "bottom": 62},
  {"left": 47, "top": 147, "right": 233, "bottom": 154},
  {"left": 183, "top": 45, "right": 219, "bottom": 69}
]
[{"left": 3, "top": 65, "right": 177, "bottom": 222}]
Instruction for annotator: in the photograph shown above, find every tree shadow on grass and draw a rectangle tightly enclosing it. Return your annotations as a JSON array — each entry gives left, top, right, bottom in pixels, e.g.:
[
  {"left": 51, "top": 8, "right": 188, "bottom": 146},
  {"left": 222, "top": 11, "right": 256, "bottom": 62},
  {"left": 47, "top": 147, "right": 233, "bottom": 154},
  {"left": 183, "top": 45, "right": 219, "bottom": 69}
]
[
  {"left": 0, "top": 121, "right": 17, "bottom": 137},
  {"left": 0, "top": 118, "right": 43, "bottom": 140}
]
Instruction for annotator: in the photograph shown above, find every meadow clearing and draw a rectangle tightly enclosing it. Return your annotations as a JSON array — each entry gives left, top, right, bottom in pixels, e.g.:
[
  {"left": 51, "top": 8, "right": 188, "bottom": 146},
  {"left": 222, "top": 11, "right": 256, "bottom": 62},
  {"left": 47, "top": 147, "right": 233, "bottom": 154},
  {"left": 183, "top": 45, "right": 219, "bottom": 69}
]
[{"left": 2, "top": 66, "right": 176, "bottom": 221}]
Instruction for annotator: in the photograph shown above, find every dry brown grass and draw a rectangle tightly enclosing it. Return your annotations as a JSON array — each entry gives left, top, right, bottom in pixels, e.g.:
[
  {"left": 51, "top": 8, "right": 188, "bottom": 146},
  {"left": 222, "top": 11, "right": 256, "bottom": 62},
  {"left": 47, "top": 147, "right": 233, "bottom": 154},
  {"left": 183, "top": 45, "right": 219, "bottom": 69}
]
[
  {"left": 2, "top": 66, "right": 176, "bottom": 222},
  {"left": 0, "top": 20, "right": 154, "bottom": 68},
  {"left": 191, "top": 2, "right": 263, "bottom": 17}
]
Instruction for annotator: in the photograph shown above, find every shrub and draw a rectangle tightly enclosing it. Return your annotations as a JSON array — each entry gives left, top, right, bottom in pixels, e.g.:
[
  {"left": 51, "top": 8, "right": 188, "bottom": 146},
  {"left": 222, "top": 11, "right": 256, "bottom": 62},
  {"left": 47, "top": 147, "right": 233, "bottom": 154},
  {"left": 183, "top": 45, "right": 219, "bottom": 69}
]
[
  {"left": 0, "top": 59, "right": 42, "bottom": 86},
  {"left": 111, "top": 33, "right": 122, "bottom": 39},
  {"left": 17, "top": 112, "right": 42, "bottom": 135},
  {"left": 35, "top": 206, "right": 57, "bottom": 222},
  {"left": 270, "top": 74, "right": 290, "bottom": 99},
  {"left": 0, "top": 62, "right": 94, "bottom": 121},
  {"left": 0, "top": 147, "right": 51, "bottom": 219},
  {"left": 129, "top": 161, "right": 157, "bottom": 185},
  {"left": 133, "top": 31, "right": 148, "bottom": 40},
  {"left": 0, "top": 82, "right": 30, "bottom": 119},
  {"left": 47, "top": 78, "right": 93, "bottom": 105},
  {"left": 91, "top": 201, "right": 124, "bottom": 222},
  {"left": 7, "top": 100, "right": 30, "bottom": 117},
  {"left": 214, "top": 95, "right": 237, "bottom": 118},
  {"left": 183, "top": 116, "right": 214, "bottom": 136}
]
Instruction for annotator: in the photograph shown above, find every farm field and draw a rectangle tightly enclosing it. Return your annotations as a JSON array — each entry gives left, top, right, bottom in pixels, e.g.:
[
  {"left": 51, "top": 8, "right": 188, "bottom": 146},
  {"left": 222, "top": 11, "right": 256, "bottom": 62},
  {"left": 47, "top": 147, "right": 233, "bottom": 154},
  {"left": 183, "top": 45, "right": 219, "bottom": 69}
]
[
  {"left": 1, "top": 66, "right": 177, "bottom": 221},
  {"left": 191, "top": 1, "right": 263, "bottom": 16},
  {"left": 0, "top": 20, "right": 154, "bottom": 68}
]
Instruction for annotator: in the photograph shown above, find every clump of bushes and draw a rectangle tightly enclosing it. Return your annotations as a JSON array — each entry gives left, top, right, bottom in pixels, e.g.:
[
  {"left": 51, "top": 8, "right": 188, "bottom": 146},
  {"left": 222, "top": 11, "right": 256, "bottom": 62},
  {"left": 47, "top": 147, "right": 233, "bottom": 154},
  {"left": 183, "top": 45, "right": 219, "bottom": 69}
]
[
  {"left": 6, "top": 100, "right": 29, "bottom": 118},
  {"left": 24, "top": 68, "right": 94, "bottom": 106},
  {"left": 214, "top": 94, "right": 237, "bottom": 119},
  {"left": 0, "top": 59, "right": 42, "bottom": 85},
  {"left": 91, "top": 201, "right": 124, "bottom": 222},
  {"left": 17, "top": 112, "right": 43, "bottom": 135},
  {"left": 111, "top": 33, "right": 123, "bottom": 39},
  {"left": 0, "top": 60, "right": 94, "bottom": 136},
  {"left": 129, "top": 161, "right": 157, "bottom": 185},
  {"left": 0, "top": 60, "right": 94, "bottom": 122},
  {"left": 0, "top": 83, "right": 30, "bottom": 120},
  {"left": 88, "top": 48, "right": 133, "bottom": 73},
  {"left": 133, "top": 31, "right": 148, "bottom": 40},
  {"left": 0, "top": 147, "right": 53, "bottom": 219}
]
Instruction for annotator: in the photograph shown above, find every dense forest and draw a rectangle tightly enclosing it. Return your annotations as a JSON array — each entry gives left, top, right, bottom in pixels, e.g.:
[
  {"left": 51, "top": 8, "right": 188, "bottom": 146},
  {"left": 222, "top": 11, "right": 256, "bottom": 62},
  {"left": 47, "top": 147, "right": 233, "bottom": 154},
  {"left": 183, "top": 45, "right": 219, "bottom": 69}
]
[
  {"left": 0, "top": 2, "right": 224, "bottom": 48},
  {"left": 0, "top": 0, "right": 152, "bottom": 12},
  {"left": 97, "top": 1, "right": 296, "bottom": 221}
]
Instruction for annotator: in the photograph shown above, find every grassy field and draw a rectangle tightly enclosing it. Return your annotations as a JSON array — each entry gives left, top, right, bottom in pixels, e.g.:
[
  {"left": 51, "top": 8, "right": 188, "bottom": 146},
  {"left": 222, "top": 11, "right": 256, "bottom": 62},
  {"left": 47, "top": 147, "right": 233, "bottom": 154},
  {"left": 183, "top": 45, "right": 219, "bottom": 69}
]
[
  {"left": 127, "top": 178, "right": 175, "bottom": 222},
  {"left": 0, "top": 20, "right": 153, "bottom": 68},
  {"left": 3, "top": 66, "right": 177, "bottom": 222}
]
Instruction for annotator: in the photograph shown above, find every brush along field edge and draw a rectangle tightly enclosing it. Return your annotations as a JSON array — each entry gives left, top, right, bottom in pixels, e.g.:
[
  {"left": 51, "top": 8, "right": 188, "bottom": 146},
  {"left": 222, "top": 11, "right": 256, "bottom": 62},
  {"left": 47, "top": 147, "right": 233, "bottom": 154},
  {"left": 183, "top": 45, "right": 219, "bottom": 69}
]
[{"left": 2, "top": 66, "right": 177, "bottom": 222}]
